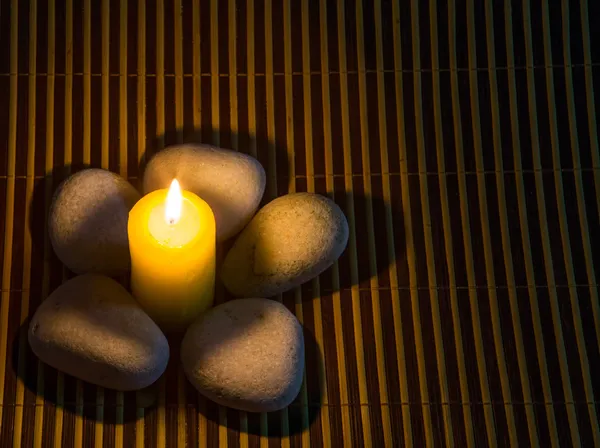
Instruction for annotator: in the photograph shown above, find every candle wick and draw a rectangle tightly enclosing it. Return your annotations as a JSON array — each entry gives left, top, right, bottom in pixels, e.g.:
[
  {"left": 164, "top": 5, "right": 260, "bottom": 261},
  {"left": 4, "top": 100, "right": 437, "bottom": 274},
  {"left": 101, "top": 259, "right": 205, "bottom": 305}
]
[{"left": 169, "top": 218, "right": 175, "bottom": 225}]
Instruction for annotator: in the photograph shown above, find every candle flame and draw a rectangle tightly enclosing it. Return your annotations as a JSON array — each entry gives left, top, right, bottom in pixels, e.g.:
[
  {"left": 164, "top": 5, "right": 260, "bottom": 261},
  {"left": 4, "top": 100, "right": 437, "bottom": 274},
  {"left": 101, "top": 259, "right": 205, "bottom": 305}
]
[{"left": 165, "top": 179, "right": 182, "bottom": 225}]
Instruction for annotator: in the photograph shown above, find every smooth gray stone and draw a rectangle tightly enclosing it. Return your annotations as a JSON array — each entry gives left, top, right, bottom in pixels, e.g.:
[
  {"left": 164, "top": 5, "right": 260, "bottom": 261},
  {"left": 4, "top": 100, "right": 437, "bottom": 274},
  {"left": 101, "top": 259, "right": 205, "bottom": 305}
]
[
  {"left": 29, "top": 274, "right": 170, "bottom": 391},
  {"left": 181, "top": 298, "right": 304, "bottom": 412},
  {"left": 49, "top": 169, "right": 140, "bottom": 276},
  {"left": 143, "top": 144, "right": 266, "bottom": 241},
  {"left": 221, "top": 193, "right": 349, "bottom": 297}
]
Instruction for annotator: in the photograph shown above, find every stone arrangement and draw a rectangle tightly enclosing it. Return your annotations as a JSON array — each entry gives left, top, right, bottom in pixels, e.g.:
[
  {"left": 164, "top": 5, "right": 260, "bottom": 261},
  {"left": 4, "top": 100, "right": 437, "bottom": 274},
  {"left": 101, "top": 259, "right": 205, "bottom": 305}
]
[{"left": 30, "top": 144, "right": 348, "bottom": 412}]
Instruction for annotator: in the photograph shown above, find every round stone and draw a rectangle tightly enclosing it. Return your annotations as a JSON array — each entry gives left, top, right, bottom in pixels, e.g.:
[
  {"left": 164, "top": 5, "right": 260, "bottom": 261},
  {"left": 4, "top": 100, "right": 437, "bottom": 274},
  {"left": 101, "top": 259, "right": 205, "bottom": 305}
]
[
  {"left": 29, "top": 274, "right": 170, "bottom": 391},
  {"left": 221, "top": 193, "right": 349, "bottom": 297},
  {"left": 49, "top": 169, "right": 141, "bottom": 276},
  {"left": 143, "top": 144, "right": 266, "bottom": 241},
  {"left": 181, "top": 298, "right": 304, "bottom": 412}
]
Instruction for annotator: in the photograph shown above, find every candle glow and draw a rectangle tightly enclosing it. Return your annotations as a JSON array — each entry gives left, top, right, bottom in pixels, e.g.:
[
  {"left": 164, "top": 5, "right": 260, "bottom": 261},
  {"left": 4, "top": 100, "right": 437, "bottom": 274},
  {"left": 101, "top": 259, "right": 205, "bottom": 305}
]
[
  {"left": 128, "top": 180, "right": 216, "bottom": 331},
  {"left": 165, "top": 179, "right": 182, "bottom": 225}
]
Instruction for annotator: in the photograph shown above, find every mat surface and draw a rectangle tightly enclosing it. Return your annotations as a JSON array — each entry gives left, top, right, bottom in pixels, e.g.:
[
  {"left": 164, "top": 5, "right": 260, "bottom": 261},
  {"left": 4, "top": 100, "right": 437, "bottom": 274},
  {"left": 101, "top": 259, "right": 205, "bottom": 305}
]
[{"left": 1, "top": 0, "right": 600, "bottom": 446}]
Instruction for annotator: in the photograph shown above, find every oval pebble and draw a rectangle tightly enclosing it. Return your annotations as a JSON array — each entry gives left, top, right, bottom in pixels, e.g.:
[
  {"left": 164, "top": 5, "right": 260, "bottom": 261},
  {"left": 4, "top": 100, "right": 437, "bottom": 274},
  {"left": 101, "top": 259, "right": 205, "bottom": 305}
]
[
  {"left": 143, "top": 144, "right": 266, "bottom": 241},
  {"left": 221, "top": 193, "right": 349, "bottom": 297},
  {"left": 49, "top": 168, "right": 141, "bottom": 276},
  {"left": 181, "top": 298, "right": 304, "bottom": 412},
  {"left": 29, "top": 274, "right": 169, "bottom": 391}
]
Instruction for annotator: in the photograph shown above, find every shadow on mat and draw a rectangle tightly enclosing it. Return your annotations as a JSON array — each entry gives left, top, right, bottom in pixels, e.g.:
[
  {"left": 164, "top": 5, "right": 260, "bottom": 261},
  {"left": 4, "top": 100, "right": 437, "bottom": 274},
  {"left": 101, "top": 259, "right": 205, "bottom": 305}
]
[
  {"left": 141, "top": 128, "right": 407, "bottom": 298},
  {"left": 11, "top": 320, "right": 322, "bottom": 435}
]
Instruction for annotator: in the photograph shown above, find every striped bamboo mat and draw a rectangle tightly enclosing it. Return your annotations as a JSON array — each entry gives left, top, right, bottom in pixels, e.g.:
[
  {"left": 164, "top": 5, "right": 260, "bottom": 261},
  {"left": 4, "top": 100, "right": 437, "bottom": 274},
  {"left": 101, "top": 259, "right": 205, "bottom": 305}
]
[{"left": 1, "top": 0, "right": 600, "bottom": 446}]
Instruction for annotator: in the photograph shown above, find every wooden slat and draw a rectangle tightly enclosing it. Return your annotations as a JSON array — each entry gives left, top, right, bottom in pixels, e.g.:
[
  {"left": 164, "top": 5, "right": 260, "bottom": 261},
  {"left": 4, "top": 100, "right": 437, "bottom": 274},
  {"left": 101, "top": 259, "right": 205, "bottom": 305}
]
[
  {"left": 101, "top": 0, "right": 109, "bottom": 171},
  {"left": 174, "top": 0, "right": 183, "bottom": 144},
  {"left": 210, "top": 0, "right": 219, "bottom": 148},
  {"left": 354, "top": 0, "right": 392, "bottom": 445},
  {"left": 564, "top": 0, "right": 600, "bottom": 356},
  {"left": 428, "top": 1, "right": 475, "bottom": 445},
  {"left": 503, "top": 1, "right": 559, "bottom": 444},
  {"left": 539, "top": 0, "right": 599, "bottom": 443},
  {"left": 155, "top": 0, "right": 165, "bottom": 152},
  {"left": 579, "top": 0, "right": 600, "bottom": 214},
  {"left": 334, "top": 1, "right": 372, "bottom": 445},
  {"left": 137, "top": 0, "right": 146, "bottom": 170},
  {"left": 408, "top": 1, "right": 454, "bottom": 445},
  {"left": 0, "top": 0, "right": 18, "bottom": 436},
  {"left": 464, "top": 0, "right": 519, "bottom": 444},
  {"left": 521, "top": 0, "right": 581, "bottom": 444},
  {"left": 448, "top": 1, "right": 497, "bottom": 444},
  {"left": 228, "top": 0, "right": 238, "bottom": 152},
  {"left": 119, "top": 0, "right": 128, "bottom": 178},
  {"left": 34, "top": 1, "right": 56, "bottom": 445},
  {"left": 83, "top": 0, "right": 91, "bottom": 166},
  {"left": 390, "top": 1, "right": 415, "bottom": 445},
  {"left": 483, "top": 1, "right": 539, "bottom": 445},
  {"left": 13, "top": 0, "right": 37, "bottom": 445},
  {"left": 246, "top": 0, "right": 257, "bottom": 160}
]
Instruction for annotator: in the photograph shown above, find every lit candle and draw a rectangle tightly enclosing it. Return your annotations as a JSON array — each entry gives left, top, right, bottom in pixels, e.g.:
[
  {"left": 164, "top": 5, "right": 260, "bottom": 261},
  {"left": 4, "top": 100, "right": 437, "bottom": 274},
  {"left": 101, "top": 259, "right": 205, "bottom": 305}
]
[{"left": 128, "top": 179, "right": 216, "bottom": 331}]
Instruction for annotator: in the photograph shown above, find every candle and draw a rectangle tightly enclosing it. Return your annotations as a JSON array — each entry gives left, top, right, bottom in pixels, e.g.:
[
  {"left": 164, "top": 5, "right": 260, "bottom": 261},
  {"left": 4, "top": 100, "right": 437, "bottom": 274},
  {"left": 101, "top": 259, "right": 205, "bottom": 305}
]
[{"left": 128, "top": 179, "right": 216, "bottom": 331}]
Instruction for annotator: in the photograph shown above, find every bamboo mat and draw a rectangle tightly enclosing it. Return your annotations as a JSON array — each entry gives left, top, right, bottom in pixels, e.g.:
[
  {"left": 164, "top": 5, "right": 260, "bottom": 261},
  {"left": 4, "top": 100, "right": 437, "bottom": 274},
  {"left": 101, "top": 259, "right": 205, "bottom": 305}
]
[{"left": 1, "top": 0, "right": 600, "bottom": 446}]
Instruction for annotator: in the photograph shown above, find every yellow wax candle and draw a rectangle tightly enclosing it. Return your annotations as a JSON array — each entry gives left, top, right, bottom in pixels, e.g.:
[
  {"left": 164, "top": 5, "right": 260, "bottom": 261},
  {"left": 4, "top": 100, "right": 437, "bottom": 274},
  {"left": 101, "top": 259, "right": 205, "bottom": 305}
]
[{"left": 128, "top": 179, "right": 216, "bottom": 331}]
